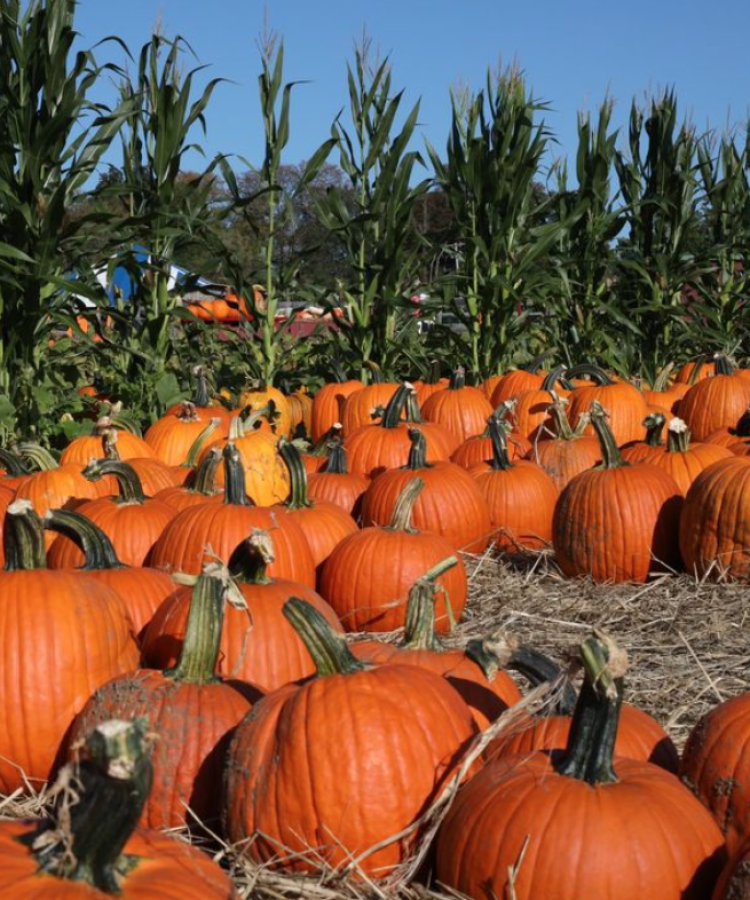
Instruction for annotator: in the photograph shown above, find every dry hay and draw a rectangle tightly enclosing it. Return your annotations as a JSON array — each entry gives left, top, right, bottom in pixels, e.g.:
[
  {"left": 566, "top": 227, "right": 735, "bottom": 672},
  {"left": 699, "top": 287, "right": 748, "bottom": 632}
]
[{"left": 1, "top": 553, "right": 748, "bottom": 898}]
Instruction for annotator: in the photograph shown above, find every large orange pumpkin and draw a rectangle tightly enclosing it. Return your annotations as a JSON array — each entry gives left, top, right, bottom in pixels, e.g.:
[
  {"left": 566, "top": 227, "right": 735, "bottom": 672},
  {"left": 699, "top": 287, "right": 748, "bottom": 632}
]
[
  {"left": 436, "top": 633, "right": 725, "bottom": 900},
  {"left": 680, "top": 356, "right": 750, "bottom": 442},
  {"left": 144, "top": 403, "right": 227, "bottom": 466},
  {"left": 60, "top": 415, "right": 155, "bottom": 469},
  {"left": 224, "top": 598, "right": 477, "bottom": 878},
  {"left": 311, "top": 378, "right": 364, "bottom": 440},
  {"left": 421, "top": 367, "right": 494, "bottom": 443},
  {"left": 566, "top": 364, "right": 649, "bottom": 446}
]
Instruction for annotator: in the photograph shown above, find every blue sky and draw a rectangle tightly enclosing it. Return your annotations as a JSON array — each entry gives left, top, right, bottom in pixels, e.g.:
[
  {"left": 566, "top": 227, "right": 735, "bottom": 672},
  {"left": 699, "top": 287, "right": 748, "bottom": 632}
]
[{"left": 76, "top": 0, "right": 750, "bottom": 181}]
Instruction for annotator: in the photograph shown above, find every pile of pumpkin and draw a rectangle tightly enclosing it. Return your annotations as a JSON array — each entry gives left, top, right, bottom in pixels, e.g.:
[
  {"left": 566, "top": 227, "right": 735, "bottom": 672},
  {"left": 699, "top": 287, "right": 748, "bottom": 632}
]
[{"left": 2, "top": 357, "right": 750, "bottom": 896}]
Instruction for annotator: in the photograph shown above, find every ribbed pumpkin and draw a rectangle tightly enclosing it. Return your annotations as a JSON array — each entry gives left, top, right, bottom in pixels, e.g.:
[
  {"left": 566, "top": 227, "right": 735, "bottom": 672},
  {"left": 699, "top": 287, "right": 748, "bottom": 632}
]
[
  {"left": 681, "top": 689, "right": 750, "bottom": 857},
  {"left": 530, "top": 398, "right": 601, "bottom": 490},
  {"left": 144, "top": 403, "right": 227, "bottom": 466},
  {"left": 311, "top": 378, "right": 364, "bottom": 440},
  {"left": 566, "top": 364, "right": 649, "bottom": 446},
  {"left": 154, "top": 447, "right": 223, "bottom": 512},
  {"left": 199, "top": 414, "right": 290, "bottom": 506},
  {"left": 67, "top": 568, "right": 262, "bottom": 831},
  {"left": 286, "top": 386, "right": 313, "bottom": 437},
  {"left": 237, "top": 382, "right": 292, "bottom": 437},
  {"left": 553, "top": 402, "right": 683, "bottom": 582},
  {"left": 60, "top": 415, "right": 155, "bottom": 468},
  {"left": 306, "top": 439, "right": 370, "bottom": 518},
  {"left": 47, "top": 460, "right": 177, "bottom": 569},
  {"left": 340, "top": 377, "right": 400, "bottom": 436},
  {"left": 276, "top": 439, "right": 358, "bottom": 571},
  {"left": 511, "top": 366, "right": 572, "bottom": 440},
  {"left": 436, "top": 633, "right": 725, "bottom": 900},
  {"left": 421, "top": 366, "right": 494, "bottom": 443},
  {"left": 43, "top": 509, "right": 177, "bottom": 641},
  {"left": 344, "top": 382, "right": 456, "bottom": 477},
  {"left": 0, "top": 502, "right": 138, "bottom": 793},
  {"left": 224, "top": 598, "right": 477, "bottom": 878},
  {"left": 680, "top": 355, "right": 750, "bottom": 442},
  {"left": 468, "top": 415, "right": 559, "bottom": 551},
  {"left": 319, "top": 478, "right": 468, "bottom": 632},
  {"left": 353, "top": 557, "right": 521, "bottom": 729},
  {"left": 450, "top": 400, "right": 531, "bottom": 469},
  {"left": 679, "top": 456, "right": 750, "bottom": 581},
  {"left": 0, "top": 719, "right": 239, "bottom": 898},
  {"left": 489, "top": 362, "right": 549, "bottom": 406},
  {"left": 143, "top": 529, "right": 342, "bottom": 692},
  {"left": 676, "top": 357, "right": 716, "bottom": 384},
  {"left": 361, "top": 428, "right": 491, "bottom": 552}
]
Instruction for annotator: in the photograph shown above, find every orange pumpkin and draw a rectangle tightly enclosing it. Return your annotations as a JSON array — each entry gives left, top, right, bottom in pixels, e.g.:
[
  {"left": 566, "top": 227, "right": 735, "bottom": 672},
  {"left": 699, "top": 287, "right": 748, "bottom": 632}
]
[
  {"left": 680, "top": 356, "right": 750, "bottom": 442},
  {"left": 530, "top": 398, "right": 601, "bottom": 491},
  {"left": 237, "top": 383, "right": 292, "bottom": 436},
  {"left": 307, "top": 439, "right": 370, "bottom": 518},
  {"left": 421, "top": 367, "right": 494, "bottom": 443},
  {"left": 310, "top": 379, "right": 364, "bottom": 440},
  {"left": 566, "top": 364, "right": 648, "bottom": 446}
]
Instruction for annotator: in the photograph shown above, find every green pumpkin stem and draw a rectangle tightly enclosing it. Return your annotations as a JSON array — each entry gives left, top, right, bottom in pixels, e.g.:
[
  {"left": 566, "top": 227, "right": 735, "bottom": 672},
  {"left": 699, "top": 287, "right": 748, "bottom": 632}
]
[
  {"left": 652, "top": 363, "right": 675, "bottom": 392},
  {"left": 506, "top": 645, "right": 577, "bottom": 716},
  {"left": 589, "top": 402, "right": 625, "bottom": 468},
  {"left": 364, "top": 361, "right": 385, "bottom": 385},
  {"left": 14, "top": 442, "right": 60, "bottom": 472},
  {"left": 165, "top": 569, "right": 224, "bottom": 684},
  {"left": 192, "top": 448, "right": 222, "bottom": 495},
  {"left": 229, "top": 528, "right": 274, "bottom": 585},
  {"left": 323, "top": 438, "right": 349, "bottom": 474},
  {"left": 666, "top": 419, "right": 691, "bottom": 453},
  {"left": 402, "top": 556, "right": 458, "bottom": 650},
  {"left": 283, "top": 597, "right": 367, "bottom": 676},
  {"left": 43, "top": 510, "right": 123, "bottom": 570},
  {"left": 565, "top": 364, "right": 613, "bottom": 386},
  {"left": 541, "top": 365, "right": 572, "bottom": 392},
  {"left": 405, "top": 428, "right": 430, "bottom": 471},
  {"left": 222, "top": 443, "right": 251, "bottom": 506},
  {"left": 449, "top": 367, "right": 466, "bottom": 390},
  {"left": 193, "top": 366, "right": 210, "bottom": 407},
  {"left": 309, "top": 423, "right": 343, "bottom": 458},
  {"left": 465, "top": 630, "right": 518, "bottom": 682},
  {"left": 388, "top": 477, "right": 424, "bottom": 532},
  {"left": 4, "top": 501, "right": 47, "bottom": 570},
  {"left": 488, "top": 415, "right": 513, "bottom": 471},
  {"left": 642, "top": 413, "right": 666, "bottom": 447},
  {"left": 0, "top": 447, "right": 27, "bottom": 476},
  {"left": 382, "top": 383, "right": 414, "bottom": 429},
  {"left": 555, "top": 633, "right": 626, "bottom": 785},
  {"left": 425, "top": 360, "right": 442, "bottom": 385},
  {"left": 714, "top": 353, "right": 734, "bottom": 376},
  {"left": 548, "top": 398, "right": 580, "bottom": 441},
  {"left": 184, "top": 418, "right": 222, "bottom": 469},
  {"left": 278, "top": 439, "right": 313, "bottom": 510},
  {"left": 83, "top": 459, "right": 146, "bottom": 503},
  {"left": 28, "top": 719, "right": 152, "bottom": 892}
]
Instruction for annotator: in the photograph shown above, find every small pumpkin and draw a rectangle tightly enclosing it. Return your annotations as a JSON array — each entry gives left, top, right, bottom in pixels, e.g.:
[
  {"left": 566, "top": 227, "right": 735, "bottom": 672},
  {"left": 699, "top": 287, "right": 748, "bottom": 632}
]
[
  {"left": 566, "top": 364, "right": 649, "bottom": 446},
  {"left": 310, "top": 378, "right": 364, "bottom": 441},
  {"left": 421, "top": 366, "right": 494, "bottom": 443},
  {"left": 450, "top": 399, "right": 531, "bottom": 469},
  {"left": 306, "top": 438, "right": 370, "bottom": 518},
  {"left": 530, "top": 397, "right": 601, "bottom": 491}
]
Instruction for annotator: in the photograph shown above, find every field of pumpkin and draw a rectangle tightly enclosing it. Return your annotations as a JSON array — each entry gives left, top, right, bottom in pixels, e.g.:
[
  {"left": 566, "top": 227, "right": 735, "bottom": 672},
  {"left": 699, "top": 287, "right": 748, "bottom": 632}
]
[{"left": 4, "top": 358, "right": 750, "bottom": 899}]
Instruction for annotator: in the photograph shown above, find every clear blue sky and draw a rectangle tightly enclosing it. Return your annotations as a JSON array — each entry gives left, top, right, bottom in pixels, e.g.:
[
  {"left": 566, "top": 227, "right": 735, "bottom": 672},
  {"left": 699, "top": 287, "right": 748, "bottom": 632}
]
[{"left": 76, "top": 0, "right": 750, "bottom": 180}]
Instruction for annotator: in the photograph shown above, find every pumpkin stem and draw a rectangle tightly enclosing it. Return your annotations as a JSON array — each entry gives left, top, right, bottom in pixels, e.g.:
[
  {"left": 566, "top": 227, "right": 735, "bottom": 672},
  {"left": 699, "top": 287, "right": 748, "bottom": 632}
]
[
  {"left": 193, "top": 366, "right": 210, "bottom": 407},
  {"left": 102, "top": 428, "right": 121, "bottom": 461},
  {"left": 522, "top": 351, "right": 552, "bottom": 373},
  {"left": 652, "top": 363, "right": 675, "bottom": 392},
  {"left": 283, "top": 597, "right": 367, "bottom": 677},
  {"left": 465, "top": 630, "right": 517, "bottom": 683},
  {"left": 382, "top": 383, "right": 414, "bottom": 429},
  {"left": 406, "top": 388, "right": 423, "bottom": 423},
  {"left": 229, "top": 528, "right": 274, "bottom": 585},
  {"left": 222, "top": 443, "right": 251, "bottom": 506},
  {"left": 0, "top": 447, "right": 27, "bottom": 476},
  {"left": 714, "top": 353, "right": 734, "bottom": 376},
  {"left": 14, "top": 442, "right": 60, "bottom": 472},
  {"left": 541, "top": 366, "right": 572, "bottom": 392},
  {"left": 43, "top": 510, "right": 124, "bottom": 571},
  {"left": 192, "top": 448, "right": 222, "bottom": 495},
  {"left": 666, "top": 418, "right": 691, "bottom": 453},
  {"left": 165, "top": 568, "right": 224, "bottom": 684},
  {"left": 388, "top": 477, "right": 424, "bottom": 532},
  {"left": 554, "top": 632, "right": 627, "bottom": 785},
  {"left": 506, "top": 645, "right": 577, "bottom": 716},
  {"left": 565, "top": 364, "right": 613, "bottom": 386},
  {"left": 323, "top": 437, "right": 349, "bottom": 474},
  {"left": 83, "top": 459, "right": 146, "bottom": 504},
  {"left": 589, "top": 402, "right": 625, "bottom": 469},
  {"left": 404, "top": 428, "right": 430, "bottom": 471},
  {"left": 425, "top": 359, "right": 442, "bottom": 385},
  {"left": 27, "top": 719, "right": 152, "bottom": 892},
  {"left": 547, "top": 398, "right": 575, "bottom": 440},
  {"left": 642, "top": 413, "right": 666, "bottom": 447},
  {"left": 309, "top": 423, "right": 343, "bottom": 459},
  {"left": 488, "top": 415, "right": 513, "bottom": 471},
  {"left": 364, "top": 361, "right": 385, "bottom": 385},
  {"left": 4, "top": 500, "right": 47, "bottom": 570},
  {"left": 184, "top": 418, "right": 221, "bottom": 469},
  {"left": 402, "top": 556, "right": 458, "bottom": 650},
  {"left": 449, "top": 367, "right": 466, "bottom": 390},
  {"left": 278, "top": 439, "right": 313, "bottom": 509}
]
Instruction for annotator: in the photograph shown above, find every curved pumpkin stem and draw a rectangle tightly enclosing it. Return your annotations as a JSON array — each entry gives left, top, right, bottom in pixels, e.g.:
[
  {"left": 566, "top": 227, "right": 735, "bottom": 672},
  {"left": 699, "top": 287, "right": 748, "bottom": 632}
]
[
  {"left": 184, "top": 419, "right": 222, "bottom": 470},
  {"left": 522, "top": 350, "right": 553, "bottom": 373},
  {"left": 642, "top": 413, "right": 666, "bottom": 447},
  {"left": 666, "top": 418, "right": 691, "bottom": 454},
  {"left": 404, "top": 428, "right": 430, "bottom": 471},
  {"left": 565, "top": 364, "right": 614, "bottom": 386},
  {"left": 541, "top": 365, "right": 573, "bottom": 392},
  {"left": 278, "top": 439, "right": 313, "bottom": 510},
  {"left": 29, "top": 719, "right": 152, "bottom": 892},
  {"left": 506, "top": 645, "right": 578, "bottom": 716},
  {"left": 43, "top": 509, "right": 124, "bottom": 571},
  {"left": 402, "top": 556, "right": 458, "bottom": 649},
  {"left": 388, "top": 477, "right": 424, "bottom": 532},
  {"left": 308, "top": 423, "right": 343, "bottom": 460},
  {"left": 547, "top": 397, "right": 585, "bottom": 441},
  {"left": 83, "top": 459, "right": 146, "bottom": 504},
  {"left": 14, "top": 442, "right": 60, "bottom": 472},
  {"left": 192, "top": 448, "right": 222, "bottom": 495},
  {"left": 364, "top": 361, "right": 385, "bottom": 385},
  {"left": 283, "top": 597, "right": 367, "bottom": 676},
  {"left": 555, "top": 632, "right": 627, "bottom": 785},
  {"left": 0, "top": 447, "right": 27, "bottom": 476},
  {"left": 4, "top": 500, "right": 47, "bottom": 571},
  {"left": 165, "top": 568, "right": 225, "bottom": 684},
  {"left": 222, "top": 443, "right": 252, "bottom": 507},
  {"left": 488, "top": 415, "right": 513, "bottom": 471},
  {"left": 323, "top": 438, "right": 349, "bottom": 474},
  {"left": 382, "top": 383, "right": 415, "bottom": 429},
  {"left": 229, "top": 528, "right": 274, "bottom": 585},
  {"left": 589, "top": 402, "right": 625, "bottom": 469}
]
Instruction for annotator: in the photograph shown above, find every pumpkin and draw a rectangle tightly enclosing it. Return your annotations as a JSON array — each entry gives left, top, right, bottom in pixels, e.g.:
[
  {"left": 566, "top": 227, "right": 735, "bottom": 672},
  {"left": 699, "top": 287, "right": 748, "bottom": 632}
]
[
  {"left": 620, "top": 412, "right": 666, "bottom": 463},
  {"left": 566, "top": 364, "right": 649, "bottom": 446},
  {"left": 679, "top": 456, "right": 750, "bottom": 581},
  {"left": 310, "top": 378, "right": 364, "bottom": 441},
  {"left": 237, "top": 382, "right": 292, "bottom": 437},
  {"left": 124, "top": 455, "right": 182, "bottom": 494},
  {"left": 676, "top": 357, "right": 716, "bottom": 384},
  {"left": 361, "top": 427, "right": 491, "bottom": 552},
  {"left": 344, "top": 382, "right": 456, "bottom": 477},
  {"left": 436, "top": 633, "right": 726, "bottom": 900},
  {"left": 154, "top": 447, "right": 223, "bottom": 512},
  {"left": 150, "top": 443, "right": 315, "bottom": 585},
  {"left": 489, "top": 361, "right": 549, "bottom": 406},
  {"left": 0, "top": 482, "right": 15, "bottom": 567},
  {"left": 67, "top": 568, "right": 262, "bottom": 831},
  {"left": 224, "top": 598, "right": 477, "bottom": 878},
  {"left": 412, "top": 360, "right": 449, "bottom": 405},
  {"left": 705, "top": 405, "right": 750, "bottom": 448},
  {"left": 286, "top": 386, "right": 313, "bottom": 437},
  {"left": 353, "top": 557, "right": 521, "bottom": 728},
  {"left": 165, "top": 364, "right": 232, "bottom": 426},
  {"left": 468, "top": 415, "right": 559, "bottom": 551},
  {"left": 420, "top": 366, "right": 494, "bottom": 443},
  {"left": 43, "top": 509, "right": 177, "bottom": 642},
  {"left": 553, "top": 402, "right": 683, "bottom": 582},
  {"left": 340, "top": 376, "right": 401, "bottom": 436},
  {"left": 0, "top": 719, "right": 238, "bottom": 898},
  {"left": 680, "top": 355, "right": 750, "bottom": 442},
  {"left": 47, "top": 460, "right": 177, "bottom": 569},
  {"left": 0, "top": 502, "right": 138, "bottom": 793},
  {"left": 319, "top": 477, "right": 468, "bottom": 632},
  {"left": 199, "top": 414, "right": 290, "bottom": 506},
  {"left": 143, "top": 529, "right": 343, "bottom": 692},
  {"left": 60, "top": 414, "right": 155, "bottom": 469},
  {"left": 450, "top": 399, "right": 531, "bottom": 469},
  {"left": 307, "top": 438, "right": 370, "bottom": 518},
  {"left": 276, "top": 439, "right": 358, "bottom": 572},
  {"left": 530, "top": 397, "right": 601, "bottom": 490},
  {"left": 144, "top": 403, "right": 227, "bottom": 466},
  {"left": 511, "top": 366, "right": 572, "bottom": 440}
]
